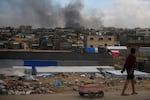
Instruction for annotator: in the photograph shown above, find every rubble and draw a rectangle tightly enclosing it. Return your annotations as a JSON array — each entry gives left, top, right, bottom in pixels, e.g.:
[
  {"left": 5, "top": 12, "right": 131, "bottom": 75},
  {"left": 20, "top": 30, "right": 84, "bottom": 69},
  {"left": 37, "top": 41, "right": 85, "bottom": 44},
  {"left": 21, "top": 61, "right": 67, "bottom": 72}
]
[{"left": 0, "top": 73, "right": 149, "bottom": 95}]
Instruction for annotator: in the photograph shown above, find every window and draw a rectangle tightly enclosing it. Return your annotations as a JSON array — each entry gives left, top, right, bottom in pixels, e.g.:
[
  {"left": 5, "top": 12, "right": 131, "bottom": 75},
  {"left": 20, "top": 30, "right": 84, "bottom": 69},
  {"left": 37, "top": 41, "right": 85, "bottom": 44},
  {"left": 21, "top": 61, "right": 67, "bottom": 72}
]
[
  {"left": 90, "top": 45, "right": 93, "bottom": 47},
  {"left": 90, "top": 37, "right": 94, "bottom": 40},
  {"left": 138, "top": 37, "right": 141, "bottom": 40},
  {"left": 140, "top": 29, "right": 145, "bottom": 32},
  {"left": 108, "top": 38, "right": 112, "bottom": 41},
  {"left": 99, "top": 38, "right": 103, "bottom": 40}
]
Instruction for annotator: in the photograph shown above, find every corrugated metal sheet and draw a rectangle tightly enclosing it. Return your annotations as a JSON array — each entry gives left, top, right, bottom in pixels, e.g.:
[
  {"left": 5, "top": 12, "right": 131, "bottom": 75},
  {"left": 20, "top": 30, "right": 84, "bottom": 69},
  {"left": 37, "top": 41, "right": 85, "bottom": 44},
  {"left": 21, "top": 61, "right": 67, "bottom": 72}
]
[
  {"left": 106, "top": 70, "right": 149, "bottom": 76},
  {"left": 36, "top": 66, "right": 100, "bottom": 73},
  {"left": 36, "top": 66, "right": 114, "bottom": 73}
]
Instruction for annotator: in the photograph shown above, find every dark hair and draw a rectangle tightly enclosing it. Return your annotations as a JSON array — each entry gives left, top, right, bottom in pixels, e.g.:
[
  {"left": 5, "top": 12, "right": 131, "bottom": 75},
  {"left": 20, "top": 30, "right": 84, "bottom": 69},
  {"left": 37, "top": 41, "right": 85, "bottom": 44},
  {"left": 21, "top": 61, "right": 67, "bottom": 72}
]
[{"left": 130, "top": 48, "right": 136, "bottom": 54}]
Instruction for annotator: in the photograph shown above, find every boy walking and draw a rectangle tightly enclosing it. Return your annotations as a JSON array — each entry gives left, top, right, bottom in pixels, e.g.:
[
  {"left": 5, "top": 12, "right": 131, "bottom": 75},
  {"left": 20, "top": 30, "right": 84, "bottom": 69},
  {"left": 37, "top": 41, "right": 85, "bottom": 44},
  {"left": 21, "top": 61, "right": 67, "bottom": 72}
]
[{"left": 121, "top": 48, "right": 138, "bottom": 96}]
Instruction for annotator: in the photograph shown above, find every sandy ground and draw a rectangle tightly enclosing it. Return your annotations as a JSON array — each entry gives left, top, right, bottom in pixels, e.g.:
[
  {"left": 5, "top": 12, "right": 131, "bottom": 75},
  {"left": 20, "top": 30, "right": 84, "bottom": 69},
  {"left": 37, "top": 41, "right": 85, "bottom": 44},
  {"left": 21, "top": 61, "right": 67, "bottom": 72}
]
[{"left": 0, "top": 90, "right": 149, "bottom": 100}]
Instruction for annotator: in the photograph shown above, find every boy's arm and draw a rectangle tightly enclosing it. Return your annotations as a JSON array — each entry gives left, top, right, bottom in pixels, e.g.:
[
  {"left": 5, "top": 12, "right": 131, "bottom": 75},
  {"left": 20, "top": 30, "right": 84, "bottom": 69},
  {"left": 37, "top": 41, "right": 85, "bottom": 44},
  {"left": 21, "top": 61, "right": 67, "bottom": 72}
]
[{"left": 121, "top": 63, "right": 126, "bottom": 73}]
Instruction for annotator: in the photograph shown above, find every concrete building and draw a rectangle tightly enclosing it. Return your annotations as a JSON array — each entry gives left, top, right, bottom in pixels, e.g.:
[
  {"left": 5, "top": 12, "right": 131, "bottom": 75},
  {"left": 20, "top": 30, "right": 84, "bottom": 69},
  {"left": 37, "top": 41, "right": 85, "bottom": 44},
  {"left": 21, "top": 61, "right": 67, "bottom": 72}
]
[
  {"left": 127, "top": 35, "right": 150, "bottom": 47},
  {"left": 85, "top": 34, "right": 116, "bottom": 48},
  {"left": 126, "top": 35, "right": 150, "bottom": 57},
  {"left": 136, "top": 28, "right": 150, "bottom": 36}
]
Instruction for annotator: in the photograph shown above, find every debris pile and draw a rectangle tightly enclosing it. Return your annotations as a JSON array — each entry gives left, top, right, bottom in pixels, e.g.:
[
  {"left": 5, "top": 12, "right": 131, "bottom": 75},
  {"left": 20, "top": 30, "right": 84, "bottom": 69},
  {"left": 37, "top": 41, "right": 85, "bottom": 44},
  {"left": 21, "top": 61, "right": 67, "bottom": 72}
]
[{"left": 0, "top": 72, "right": 150, "bottom": 95}]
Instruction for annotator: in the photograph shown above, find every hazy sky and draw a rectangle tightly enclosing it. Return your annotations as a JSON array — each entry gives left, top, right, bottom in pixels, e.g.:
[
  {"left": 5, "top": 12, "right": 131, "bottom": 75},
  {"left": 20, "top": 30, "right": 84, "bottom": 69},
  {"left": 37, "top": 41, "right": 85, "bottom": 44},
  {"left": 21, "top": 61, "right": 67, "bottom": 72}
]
[
  {"left": 0, "top": 0, "right": 150, "bottom": 28},
  {"left": 55, "top": 0, "right": 113, "bottom": 8}
]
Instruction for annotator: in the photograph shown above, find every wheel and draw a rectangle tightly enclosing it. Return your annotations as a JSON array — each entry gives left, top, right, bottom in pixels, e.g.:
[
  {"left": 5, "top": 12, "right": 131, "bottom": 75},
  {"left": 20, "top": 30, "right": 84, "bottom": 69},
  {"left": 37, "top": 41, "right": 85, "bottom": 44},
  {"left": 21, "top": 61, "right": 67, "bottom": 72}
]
[
  {"left": 88, "top": 92, "right": 96, "bottom": 98},
  {"left": 79, "top": 92, "right": 84, "bottom": 96},
  {"left": 97, "top": 91, "right": 104, "bottom": 98}
]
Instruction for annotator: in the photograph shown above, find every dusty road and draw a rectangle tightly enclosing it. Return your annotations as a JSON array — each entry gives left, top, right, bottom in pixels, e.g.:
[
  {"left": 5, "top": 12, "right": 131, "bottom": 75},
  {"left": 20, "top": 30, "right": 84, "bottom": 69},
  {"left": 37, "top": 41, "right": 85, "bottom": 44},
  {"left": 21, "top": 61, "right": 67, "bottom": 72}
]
[{"left": 0, "top": 90, "right": 149, "bottom": 100}]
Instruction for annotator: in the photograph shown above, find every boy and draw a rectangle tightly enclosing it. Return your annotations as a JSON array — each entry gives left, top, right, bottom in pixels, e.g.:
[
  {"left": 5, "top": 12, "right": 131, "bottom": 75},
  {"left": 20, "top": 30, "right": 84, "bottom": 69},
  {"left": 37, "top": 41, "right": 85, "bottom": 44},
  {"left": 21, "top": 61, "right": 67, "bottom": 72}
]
[{"left": 121, "top": 48, "right": 138, "bottom": 96}]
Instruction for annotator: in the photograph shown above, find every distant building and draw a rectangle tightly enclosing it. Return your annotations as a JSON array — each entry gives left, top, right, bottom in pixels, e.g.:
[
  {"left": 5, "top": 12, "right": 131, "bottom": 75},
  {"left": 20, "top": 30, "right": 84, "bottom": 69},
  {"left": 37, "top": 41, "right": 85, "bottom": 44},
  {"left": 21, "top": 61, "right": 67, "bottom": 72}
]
[
  {"left": 136, "top": 28, "right": 150, "bottom": 36},
  {"left": 19, "top": 25, "right": 32, "bottom": 30},
  {"left": 127, "top": 35, "right": 150, "bottom": 47},
  {"left": 0, "top": 28, "right": 12, "bottom": 36},
  {"left": 85, "top": 34, "right": 116, "bottom": 48},
  {"left": 126, "top": 35, "right": 150, "bottom": 57},
  {"left": 19, "top": 25, "right": 33, "bottom": 34},
  {"left": 127, "top": 28, "right": 150, "bottom": 47}
]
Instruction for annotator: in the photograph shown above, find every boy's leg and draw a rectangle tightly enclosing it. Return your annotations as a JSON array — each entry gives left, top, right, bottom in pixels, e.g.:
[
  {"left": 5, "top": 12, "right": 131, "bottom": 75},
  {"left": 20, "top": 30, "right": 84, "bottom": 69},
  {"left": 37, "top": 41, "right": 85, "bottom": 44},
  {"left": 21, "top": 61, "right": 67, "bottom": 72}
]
[
  {"left": 121, "top": 80, "right": 130, "bottom": 96},
  {"left": 131, "top": 79, "right": 138, "bottom": 95}
]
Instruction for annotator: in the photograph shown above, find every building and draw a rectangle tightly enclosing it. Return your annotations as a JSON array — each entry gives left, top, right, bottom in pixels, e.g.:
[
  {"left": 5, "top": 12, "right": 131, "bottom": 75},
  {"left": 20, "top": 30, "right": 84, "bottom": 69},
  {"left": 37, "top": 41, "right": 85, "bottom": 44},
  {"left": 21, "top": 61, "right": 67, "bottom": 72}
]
[
  {"left": 120, "top": 28, "right": 150, "bottom": 57},
  {"left": 85, "top": 34, "right": 116, "bottom": 48},
  {"left": 136, "top": 28, "right": 150, "bottom": 36}
]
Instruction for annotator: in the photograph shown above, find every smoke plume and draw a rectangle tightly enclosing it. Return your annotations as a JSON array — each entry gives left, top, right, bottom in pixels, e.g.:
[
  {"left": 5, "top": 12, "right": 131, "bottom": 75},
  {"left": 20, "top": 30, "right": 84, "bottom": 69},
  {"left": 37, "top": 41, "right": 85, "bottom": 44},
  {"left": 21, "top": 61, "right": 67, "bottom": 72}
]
[
  {"left": 63, "top": 0, "right": 83, "bottom": 29},
  {"left": 0, "top": 0, "right": 103, "bottom": 29}
]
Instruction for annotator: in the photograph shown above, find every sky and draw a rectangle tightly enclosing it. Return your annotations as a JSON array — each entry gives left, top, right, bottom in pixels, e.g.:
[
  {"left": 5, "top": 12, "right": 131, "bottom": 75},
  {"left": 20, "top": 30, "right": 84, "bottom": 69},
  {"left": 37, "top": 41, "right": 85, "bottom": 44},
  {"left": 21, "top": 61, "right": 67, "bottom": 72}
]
[
  {"left": 55, "top": 0, "right": 113, "bottom": 9},
  {"left": 0, "top": 0, "right": 150, "bottom": 29}
]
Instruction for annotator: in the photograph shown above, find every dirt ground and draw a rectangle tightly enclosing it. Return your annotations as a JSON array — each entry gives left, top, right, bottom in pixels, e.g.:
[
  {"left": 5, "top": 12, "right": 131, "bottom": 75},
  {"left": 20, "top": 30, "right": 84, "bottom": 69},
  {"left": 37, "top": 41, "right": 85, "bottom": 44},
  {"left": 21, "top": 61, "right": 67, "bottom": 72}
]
[{"left": 0, "top": 90, "right": 149, "bottom": 100}]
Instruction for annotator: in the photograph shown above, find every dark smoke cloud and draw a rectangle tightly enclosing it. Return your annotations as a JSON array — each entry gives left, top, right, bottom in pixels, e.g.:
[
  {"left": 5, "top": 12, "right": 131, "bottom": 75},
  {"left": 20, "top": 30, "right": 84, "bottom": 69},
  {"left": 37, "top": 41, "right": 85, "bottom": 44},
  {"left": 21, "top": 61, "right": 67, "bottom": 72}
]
[
  {"left": 0, "top": 0, "right": 64, "bottom": 28},
  {"left": 64, "top": 0, "right": 83, "bottom": 29},
  {"left": 0, "top": 0, "right": 103, "bottom": 29},
  {"left": 21, "top": 0, "right": 63, "bottom": 28}
]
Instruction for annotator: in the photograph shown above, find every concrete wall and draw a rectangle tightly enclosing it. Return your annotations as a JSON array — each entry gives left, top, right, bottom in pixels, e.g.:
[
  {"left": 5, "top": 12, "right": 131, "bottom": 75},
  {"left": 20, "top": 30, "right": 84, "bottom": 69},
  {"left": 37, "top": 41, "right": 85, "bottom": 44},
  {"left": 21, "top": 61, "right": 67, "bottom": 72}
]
[
  {"left": 0, "top": 51, "right": 115, "bottom": 68},
  {"left": 0, "top": 60, "right": 24, "bottom": 68},
  {"left": 0, "top": 51, "right": 112, "bottom": 60},
  {"left": 58, "top": 60, "right": 100, "bottom": 66},
  {"left": 0, "top": 59, "right": 114, "bottom": 68}
]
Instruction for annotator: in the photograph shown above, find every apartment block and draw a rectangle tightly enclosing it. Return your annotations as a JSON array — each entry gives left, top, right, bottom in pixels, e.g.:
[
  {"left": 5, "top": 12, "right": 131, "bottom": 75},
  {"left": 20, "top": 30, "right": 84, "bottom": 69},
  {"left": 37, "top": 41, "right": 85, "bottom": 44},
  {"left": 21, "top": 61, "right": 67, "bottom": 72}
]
[
  {"left": 136, "top": 28, "right": 150, "bottom": 36},
  {"left": 85, "top": 35, "right": 116, "bottom": 48}
]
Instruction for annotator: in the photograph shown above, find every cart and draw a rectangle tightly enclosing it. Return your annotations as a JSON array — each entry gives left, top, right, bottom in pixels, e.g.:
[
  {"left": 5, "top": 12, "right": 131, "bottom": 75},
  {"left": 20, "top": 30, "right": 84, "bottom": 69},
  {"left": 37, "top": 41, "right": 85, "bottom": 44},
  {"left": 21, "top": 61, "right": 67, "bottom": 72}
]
[{"left": 78, "top": 83, "right": 104, "bottom": 98}]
